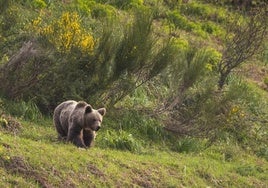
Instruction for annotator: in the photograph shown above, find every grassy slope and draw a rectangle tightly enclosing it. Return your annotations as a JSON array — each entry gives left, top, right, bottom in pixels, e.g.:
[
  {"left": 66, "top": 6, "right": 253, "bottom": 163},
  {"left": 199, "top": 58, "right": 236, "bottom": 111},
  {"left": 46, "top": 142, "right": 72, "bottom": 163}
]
[
  {"left": 0, "top": 119, "right": 267, "bottom": 187},
  {"left": 1, "top": 1, "right": 268, "bottom": 187}
]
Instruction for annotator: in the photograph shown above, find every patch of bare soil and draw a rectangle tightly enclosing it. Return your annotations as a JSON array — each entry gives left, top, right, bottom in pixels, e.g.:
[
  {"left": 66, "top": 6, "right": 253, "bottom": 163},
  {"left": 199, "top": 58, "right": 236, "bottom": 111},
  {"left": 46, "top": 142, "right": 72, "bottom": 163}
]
[
  {"left": 131, "top": 165, "right": 161, "bottom": 188},
  {"left": 1, "top": 156, "right": 53, "bottom": 188},
  {"left": 87, "top": 163, "right": 106, "bottom": 179},
  {"left": 241, "top": 64, "right": 268, "bottom": 90},
  {"left": 0, "top": 114, "right": 21, "bottom": 134}
]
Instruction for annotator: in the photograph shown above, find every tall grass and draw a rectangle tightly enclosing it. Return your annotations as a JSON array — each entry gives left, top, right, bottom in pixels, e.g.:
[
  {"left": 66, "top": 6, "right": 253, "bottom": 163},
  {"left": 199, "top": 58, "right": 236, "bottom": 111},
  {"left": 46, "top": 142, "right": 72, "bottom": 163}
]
[
  {"left": 97, "top": 130, "right": 144, "bottom": 153},
  {"left": 97, "top": 110, "right": 173, "bottom": 152},
  {"left": 172, "top": 137, "right": 207, "bottom": 153},
  {"left": 2, "top": 100, "right": 43, "bottom": 122}
]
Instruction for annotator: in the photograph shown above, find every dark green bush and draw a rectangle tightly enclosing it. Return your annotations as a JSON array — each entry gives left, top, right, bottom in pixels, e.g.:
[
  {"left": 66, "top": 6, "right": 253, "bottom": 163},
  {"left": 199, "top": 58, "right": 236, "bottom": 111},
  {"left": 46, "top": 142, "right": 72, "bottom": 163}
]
[
  {"left": 1, "top": 9, "right": 176, "bottom": 112},
  {"left": 2, "top": 99, "right": 43, "bottom": 122},
  {"left": 0, "top": 5, "right": 19, "bottom": 37},
  {"left": 176, "top": 76, "right": 268, "bottom": 149}
]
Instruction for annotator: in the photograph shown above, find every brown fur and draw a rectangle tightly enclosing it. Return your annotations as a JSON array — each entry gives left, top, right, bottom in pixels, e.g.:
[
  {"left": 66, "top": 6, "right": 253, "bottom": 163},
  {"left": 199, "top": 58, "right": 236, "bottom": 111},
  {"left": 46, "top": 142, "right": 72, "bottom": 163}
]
[{"left": 53, "top": 100, "right": 106, "bottom": 148}]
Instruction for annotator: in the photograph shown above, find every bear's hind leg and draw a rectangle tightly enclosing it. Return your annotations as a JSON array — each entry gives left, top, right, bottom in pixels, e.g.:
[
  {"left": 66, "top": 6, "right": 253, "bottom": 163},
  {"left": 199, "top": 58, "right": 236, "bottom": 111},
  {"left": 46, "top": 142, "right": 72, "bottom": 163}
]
[
  {"left": 54, "top": 118, "right": 67, "bottom": 140},
  {"left": 53, "top": 107, "right": 68, "bottom": 140}
]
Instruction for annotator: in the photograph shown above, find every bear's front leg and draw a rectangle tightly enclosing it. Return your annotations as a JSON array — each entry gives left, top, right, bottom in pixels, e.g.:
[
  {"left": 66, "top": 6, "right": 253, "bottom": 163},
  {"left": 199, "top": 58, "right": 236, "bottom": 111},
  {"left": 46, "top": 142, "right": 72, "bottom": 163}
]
[
  {"left": 83, "top": 129, "right": 96, "bottom": 148},
  {"left": 67, "top": 127, "right": 86, "bottom": 148}
]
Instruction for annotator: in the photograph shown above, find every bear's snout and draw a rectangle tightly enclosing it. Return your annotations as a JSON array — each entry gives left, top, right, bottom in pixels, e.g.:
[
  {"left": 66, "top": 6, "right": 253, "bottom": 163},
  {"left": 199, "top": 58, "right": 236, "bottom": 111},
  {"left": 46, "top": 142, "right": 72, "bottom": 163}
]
[{"left": 95, "top": 125, "right": 101, "bottom": 131}]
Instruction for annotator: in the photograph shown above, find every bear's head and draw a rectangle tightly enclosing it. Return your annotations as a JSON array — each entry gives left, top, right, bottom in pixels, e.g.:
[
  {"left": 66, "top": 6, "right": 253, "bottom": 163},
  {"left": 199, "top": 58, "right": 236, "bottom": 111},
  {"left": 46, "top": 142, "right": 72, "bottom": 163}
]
[{"left": 84, "top": 105, "right": 106, "bottom": 132}]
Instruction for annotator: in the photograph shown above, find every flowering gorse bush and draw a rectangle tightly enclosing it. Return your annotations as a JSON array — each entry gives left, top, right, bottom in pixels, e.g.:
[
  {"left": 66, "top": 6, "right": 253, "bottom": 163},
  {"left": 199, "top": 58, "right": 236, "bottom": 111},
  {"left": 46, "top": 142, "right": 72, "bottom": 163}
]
[{"left": 32, "top": 12, "right": 94, "bottom": 54}]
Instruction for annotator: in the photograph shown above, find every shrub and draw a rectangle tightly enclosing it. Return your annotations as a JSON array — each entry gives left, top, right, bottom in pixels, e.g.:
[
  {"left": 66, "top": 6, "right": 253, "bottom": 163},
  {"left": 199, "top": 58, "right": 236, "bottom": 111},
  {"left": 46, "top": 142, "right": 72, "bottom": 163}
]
[
  {"left": 165, "top": 45, "right": 213, "bottom": 102},
  {"left": 217, "top": 10, "right": 267, "bottom": 89},
  {"left": 0, "top": 9, "right": 177, "bottom": 112},
  {"left": 0, "top": 5, "right": 19, "bottom": 37},
  {"left": 180, "top": 2, "right": 227, "bottom": 23},
  {"left": 167, "top": 11, "right": 209, "bottom": 38},
  {"left": 205, "top": 47, "right": 222, "bottom": 71},
  {"left": 163, "top": 39, "right": 267, "bottom": 150},
  {"left": 90, "top": 3, "right": 116, "bottom": 19},
  {"left": 71, "top": 0, "right": 93, "bottom": 16},
  {"left": 93, "top": 9, "right": 177, "bottom": 107},
  {"left": 32, "top": 11, "right": 95, "bottom": 54},
  {"left": 32, "top": 0, "right": 47, "bottom": 9},
  {"left": 167, "top": 11, "right": 192, "bottom": 31},
  {"left": 181, "top": 2, "right": 212, "bottom": 18},
  {"left": 195, "top": 77, "right": 268, "bottom": 148},
  {"left": 201, "top": 21, "right": 224, "bottom": 37}
]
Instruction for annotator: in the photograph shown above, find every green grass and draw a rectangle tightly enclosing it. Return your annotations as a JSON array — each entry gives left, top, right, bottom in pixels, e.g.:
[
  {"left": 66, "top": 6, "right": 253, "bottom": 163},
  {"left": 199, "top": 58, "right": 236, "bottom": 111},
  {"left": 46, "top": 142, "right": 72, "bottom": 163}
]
[
  {"left": 0, "top": 1, "right": 268, "bottom": 187},
  {"left": 0, "top": 119, "right": 267, "bottom": 187}
]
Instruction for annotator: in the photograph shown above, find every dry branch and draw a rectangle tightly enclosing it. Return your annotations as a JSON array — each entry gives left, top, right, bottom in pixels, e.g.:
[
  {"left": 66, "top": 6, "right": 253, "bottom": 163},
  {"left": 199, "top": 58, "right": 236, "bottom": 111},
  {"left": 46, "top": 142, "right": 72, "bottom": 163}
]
[
  {"left": 0, "top": 41, "right": 40, "bottom": 98},
  {"left": 218, "top": 10, "right": 267, "bottom": 89}
]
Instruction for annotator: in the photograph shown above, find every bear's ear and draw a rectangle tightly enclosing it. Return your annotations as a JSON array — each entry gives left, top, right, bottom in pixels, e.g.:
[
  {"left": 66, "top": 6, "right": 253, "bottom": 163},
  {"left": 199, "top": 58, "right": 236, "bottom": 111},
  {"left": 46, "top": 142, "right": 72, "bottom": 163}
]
[
  {"left": 98, "top": 108, "right": 106, "bottom": 116},
  {"left": 85, "top": 105, "right": 93, "bottom": 114}
]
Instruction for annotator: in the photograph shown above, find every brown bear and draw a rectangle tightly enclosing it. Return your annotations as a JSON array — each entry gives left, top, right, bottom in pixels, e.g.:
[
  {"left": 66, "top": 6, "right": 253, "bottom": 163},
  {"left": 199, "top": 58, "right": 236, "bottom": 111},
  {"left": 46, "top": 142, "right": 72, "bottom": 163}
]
[{"left": 53, "top": 100, "right": 106, "bottom": 148}]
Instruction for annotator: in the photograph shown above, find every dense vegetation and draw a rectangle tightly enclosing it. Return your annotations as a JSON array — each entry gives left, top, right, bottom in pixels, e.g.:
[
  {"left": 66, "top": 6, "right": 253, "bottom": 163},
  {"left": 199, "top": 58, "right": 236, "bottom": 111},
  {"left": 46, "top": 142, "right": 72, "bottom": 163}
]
[{"left": 0, "top": 0, "right": 268, "bottom": 187}]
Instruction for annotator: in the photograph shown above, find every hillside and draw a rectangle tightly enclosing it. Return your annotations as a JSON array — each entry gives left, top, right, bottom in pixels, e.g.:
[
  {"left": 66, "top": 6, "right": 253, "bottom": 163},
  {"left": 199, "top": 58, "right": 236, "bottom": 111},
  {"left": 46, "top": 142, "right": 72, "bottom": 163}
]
[
  {"left": 0, "top": 0, "right": 268, "bottom": 187},
  {"left": 0, "top": 120, "right": 267, "bottom": 187}
]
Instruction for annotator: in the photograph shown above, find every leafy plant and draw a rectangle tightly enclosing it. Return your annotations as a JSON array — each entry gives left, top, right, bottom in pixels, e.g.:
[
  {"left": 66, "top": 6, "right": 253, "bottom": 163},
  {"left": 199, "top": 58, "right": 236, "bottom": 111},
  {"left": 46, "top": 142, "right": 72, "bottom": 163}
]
[
  {"left": 0, "top": 4, "right": 19, "bottom": 37},
  {"left": 167, "top": 11, "right": 194, "bottom": 31},
  {"left": 257, "top": 146, "right": 268, "bottom": 161},
  {"left": 3, "top": 100, "right": 43, "bottom": 122},
  {"left": 32, "top": 0, "right": 47, "bottom": 9},
  {"left": 172, "top": 137, "right": 205, "bottom": 153},
  {"left": 98, "top": 130, "right": 143, "bottom": 153},
  {"left": 164, "top": 45, "right": 213, "bottom": 110}
]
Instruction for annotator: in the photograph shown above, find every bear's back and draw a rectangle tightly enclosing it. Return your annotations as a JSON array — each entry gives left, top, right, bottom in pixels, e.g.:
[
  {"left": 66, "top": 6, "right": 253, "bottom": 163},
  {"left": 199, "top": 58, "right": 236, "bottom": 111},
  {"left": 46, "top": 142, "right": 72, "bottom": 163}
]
[{"left": 55, "top": 101, "right": 77, "bottom": 129}]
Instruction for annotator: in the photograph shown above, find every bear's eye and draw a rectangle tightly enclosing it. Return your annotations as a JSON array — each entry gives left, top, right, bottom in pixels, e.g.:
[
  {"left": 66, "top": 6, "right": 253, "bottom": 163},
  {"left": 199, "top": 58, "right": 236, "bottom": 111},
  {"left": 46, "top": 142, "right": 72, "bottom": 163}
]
[{"left": 94, "top": 119, "right": 101, "bottom": 123}]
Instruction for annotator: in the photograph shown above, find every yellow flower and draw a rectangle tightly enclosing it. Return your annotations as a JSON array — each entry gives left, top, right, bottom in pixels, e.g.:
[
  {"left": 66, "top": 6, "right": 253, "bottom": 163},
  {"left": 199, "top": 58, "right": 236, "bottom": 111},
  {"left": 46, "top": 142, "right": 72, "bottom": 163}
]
[
  {"left": 33, "top": 16, "right": 42, "bottom": 27},
  {"left": 31, "top": 11, "right": 95, "bottom": 54},
  {"left": 205, "top": 63, "right": 213, "bottom": 71},
  {"left": 42, "top": 25, "right": 53, "bottom": 35},
  {"left": 4, "top": 155, "right": 10, "bottom": 160},
  {"left": 231, "top": 106, "right": 239, "bottom": 114}
]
